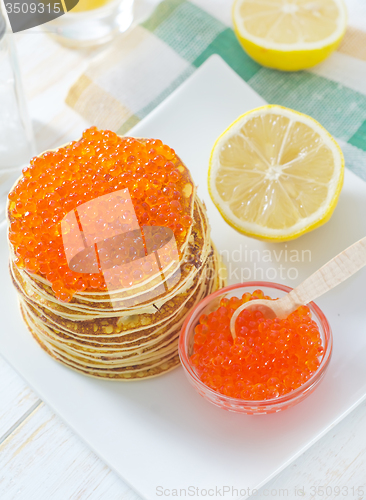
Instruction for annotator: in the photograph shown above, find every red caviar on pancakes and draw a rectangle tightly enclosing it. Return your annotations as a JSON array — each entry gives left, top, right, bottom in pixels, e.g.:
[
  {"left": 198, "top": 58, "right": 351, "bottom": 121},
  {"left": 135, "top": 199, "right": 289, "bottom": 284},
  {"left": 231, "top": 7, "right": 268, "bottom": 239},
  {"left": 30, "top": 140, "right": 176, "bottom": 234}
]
[
  {"left": 8, "top": 128, "right": 193, "bottom": 302},
  {"left": 190, "top": 290, "right": 324, "bottom": 401}
]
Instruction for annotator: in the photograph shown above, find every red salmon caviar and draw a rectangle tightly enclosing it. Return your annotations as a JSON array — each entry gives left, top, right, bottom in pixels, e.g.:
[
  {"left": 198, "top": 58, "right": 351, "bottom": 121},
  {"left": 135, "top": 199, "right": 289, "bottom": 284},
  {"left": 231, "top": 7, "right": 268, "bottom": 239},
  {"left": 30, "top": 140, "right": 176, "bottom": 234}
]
[
  {"left": 8, "top": 128, "right": 193, "bottom": 302},
  {"left": 190, "top": 291, "right": 324, "bottom": 400}
]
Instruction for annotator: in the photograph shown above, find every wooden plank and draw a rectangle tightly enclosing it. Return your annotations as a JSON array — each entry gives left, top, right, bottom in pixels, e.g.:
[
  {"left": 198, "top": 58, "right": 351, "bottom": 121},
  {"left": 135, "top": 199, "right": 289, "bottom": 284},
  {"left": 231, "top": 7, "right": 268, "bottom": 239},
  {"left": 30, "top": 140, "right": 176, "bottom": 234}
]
[
  {"left": 0, "top": 403, "right": 142, "bottom": 500},
  {"left": 0, "top": 395, "right": 366, "bottom": 499},
  {"left": 255, "top": 401, "right": 366, "bottom": 498},
  {"left": 1, "top": 2, "right": 365, "bottom": 498},
  {"left": 0, "top": 357, "right": 40, "bottom": 441}
]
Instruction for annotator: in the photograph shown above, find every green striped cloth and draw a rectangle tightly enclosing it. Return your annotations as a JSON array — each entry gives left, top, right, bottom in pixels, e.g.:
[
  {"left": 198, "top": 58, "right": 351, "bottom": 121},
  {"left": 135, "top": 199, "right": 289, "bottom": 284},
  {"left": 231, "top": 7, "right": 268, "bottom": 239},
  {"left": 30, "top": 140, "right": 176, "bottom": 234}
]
[{"left": 66, "top": 0, "right": 366, "bottom": 180}]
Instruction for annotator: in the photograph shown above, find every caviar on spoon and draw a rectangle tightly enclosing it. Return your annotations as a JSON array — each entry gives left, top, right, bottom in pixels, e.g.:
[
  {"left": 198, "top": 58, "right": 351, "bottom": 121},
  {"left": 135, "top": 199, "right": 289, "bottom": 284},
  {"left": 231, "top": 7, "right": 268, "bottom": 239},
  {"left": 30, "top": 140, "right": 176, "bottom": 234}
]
[{"left": 230, "top": 236, "right": 366, "bottom": 338}]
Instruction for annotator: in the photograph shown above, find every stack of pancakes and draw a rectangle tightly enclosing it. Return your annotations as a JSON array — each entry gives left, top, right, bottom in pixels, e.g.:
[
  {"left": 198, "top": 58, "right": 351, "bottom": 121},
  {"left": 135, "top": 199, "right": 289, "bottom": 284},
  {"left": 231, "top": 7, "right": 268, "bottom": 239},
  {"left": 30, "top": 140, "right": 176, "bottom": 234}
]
[{"left": 8, "top": 146, "right": 226, "bottom": 380}]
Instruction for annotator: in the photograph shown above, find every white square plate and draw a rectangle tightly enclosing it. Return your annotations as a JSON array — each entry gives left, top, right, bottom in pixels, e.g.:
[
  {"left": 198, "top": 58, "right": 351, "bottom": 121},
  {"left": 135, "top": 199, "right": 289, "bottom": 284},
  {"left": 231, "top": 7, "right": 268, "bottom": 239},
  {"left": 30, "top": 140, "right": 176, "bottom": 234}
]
[{"left": 1, "top": 55, "right": 366, "bottom": 500}]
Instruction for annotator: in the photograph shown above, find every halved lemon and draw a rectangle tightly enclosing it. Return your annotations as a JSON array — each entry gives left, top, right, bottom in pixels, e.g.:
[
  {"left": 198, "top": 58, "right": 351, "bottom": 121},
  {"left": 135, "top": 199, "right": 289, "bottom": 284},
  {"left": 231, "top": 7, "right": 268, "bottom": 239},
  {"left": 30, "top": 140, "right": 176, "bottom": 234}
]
[
  {"left": 208, "top": 105, "right": 344, "bottom": 242},
  {"left": 233, "top": 0, "right": 347, "bottom": 71}
]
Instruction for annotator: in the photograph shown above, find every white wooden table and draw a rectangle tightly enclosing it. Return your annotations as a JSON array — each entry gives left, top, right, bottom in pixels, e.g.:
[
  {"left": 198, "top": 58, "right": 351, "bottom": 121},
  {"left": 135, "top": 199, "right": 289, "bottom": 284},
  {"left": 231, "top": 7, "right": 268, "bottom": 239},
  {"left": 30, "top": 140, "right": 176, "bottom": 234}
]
[{"left": 1, "top": 2, "right": 366, "bottom": 499}]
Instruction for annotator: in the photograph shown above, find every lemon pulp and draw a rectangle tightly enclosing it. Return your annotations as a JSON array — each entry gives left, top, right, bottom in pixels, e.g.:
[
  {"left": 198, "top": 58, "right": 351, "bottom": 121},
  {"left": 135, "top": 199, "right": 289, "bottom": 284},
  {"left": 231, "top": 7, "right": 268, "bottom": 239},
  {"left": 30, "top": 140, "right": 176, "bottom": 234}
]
[
  {"left": 232, "top": 0, "right": 348, "bottom": 71},
  {"left": 208, "top": 105, "right": 344, "bottom": 241}
]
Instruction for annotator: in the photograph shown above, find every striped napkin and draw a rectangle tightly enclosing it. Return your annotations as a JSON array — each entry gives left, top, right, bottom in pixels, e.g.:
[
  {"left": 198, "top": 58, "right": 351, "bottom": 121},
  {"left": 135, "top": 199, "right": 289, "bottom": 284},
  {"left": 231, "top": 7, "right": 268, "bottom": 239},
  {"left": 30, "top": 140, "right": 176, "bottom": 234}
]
[{"left": 66, "top": 0, "right": 366, "bottom": 180}]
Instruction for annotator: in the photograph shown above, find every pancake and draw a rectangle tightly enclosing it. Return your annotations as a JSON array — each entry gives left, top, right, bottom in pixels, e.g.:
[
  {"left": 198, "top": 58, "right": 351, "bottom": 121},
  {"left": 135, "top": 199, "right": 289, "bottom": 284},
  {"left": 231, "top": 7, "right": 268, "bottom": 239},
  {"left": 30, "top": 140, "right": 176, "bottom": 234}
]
[
  {"left": 19, "top": 246, "right": 226, "bottom": 380},
  {"left": 9, "top": 197, "right": 211, "bottom": 319},
  {"left": 7, "top": 130, "right": 226, "bottom": 379}
]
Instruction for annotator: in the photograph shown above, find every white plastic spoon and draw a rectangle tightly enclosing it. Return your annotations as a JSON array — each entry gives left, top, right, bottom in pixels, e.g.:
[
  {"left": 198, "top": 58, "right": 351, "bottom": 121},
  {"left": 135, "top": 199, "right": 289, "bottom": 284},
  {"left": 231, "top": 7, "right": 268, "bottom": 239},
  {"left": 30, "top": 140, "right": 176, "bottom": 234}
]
[{"left": 230, "top": 236, "right": 366, "bottom": 340}]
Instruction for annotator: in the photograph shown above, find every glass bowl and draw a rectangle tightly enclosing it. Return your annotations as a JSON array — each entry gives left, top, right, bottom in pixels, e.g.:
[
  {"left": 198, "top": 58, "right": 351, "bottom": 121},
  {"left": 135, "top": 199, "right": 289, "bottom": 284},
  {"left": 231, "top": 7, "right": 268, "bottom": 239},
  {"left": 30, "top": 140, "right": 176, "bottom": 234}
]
[{"left": 179, "top": 281, "right": 333, "bottom": 414}]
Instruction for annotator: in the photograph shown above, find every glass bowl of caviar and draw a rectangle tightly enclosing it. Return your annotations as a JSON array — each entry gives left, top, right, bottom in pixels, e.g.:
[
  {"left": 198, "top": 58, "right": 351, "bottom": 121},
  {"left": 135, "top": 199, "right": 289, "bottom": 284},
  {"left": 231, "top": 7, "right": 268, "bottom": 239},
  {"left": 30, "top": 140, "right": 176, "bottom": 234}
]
[{"left": 179, "top": 281, "right": 333, "bottom": 414}]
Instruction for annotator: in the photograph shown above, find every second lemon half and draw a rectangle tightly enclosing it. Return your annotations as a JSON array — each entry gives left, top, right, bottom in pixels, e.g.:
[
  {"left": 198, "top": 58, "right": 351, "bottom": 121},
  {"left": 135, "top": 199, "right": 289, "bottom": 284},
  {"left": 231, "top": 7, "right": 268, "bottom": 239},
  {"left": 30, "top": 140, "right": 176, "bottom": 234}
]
[
  {"left": 208, "top": 105, "right": 344, "bottom": 242},
  {"left": 232, "top": 0, "right": 347, "bottom": 71}
]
